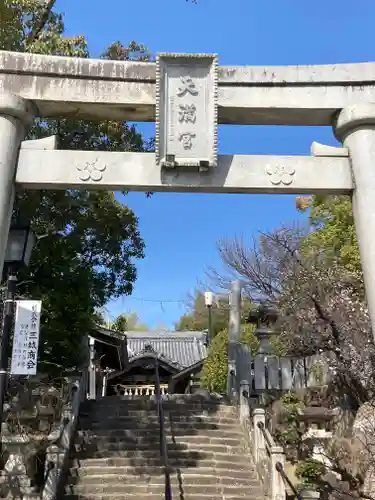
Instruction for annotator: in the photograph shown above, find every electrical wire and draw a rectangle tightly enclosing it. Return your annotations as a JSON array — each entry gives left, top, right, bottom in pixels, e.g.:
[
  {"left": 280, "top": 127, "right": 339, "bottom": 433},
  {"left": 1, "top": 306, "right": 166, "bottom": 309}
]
[{"left": 124, "top": 297, "right": 185, "bottom": 303}]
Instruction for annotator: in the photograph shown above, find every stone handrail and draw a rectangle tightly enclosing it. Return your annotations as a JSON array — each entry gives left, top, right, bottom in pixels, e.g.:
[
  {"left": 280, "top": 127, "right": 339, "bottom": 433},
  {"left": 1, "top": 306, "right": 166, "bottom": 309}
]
[
  {"left": 239, "top": 380, "right": 286, "bottom": 500},
  {"left": 275, "top": 462, "right": 321, "bottom": 500},
  {"left": 275, "top": 461, "right": 299, "bottom": 498},
  {"left": 42, "top": 369, "right": 88, "bottom": 500}
]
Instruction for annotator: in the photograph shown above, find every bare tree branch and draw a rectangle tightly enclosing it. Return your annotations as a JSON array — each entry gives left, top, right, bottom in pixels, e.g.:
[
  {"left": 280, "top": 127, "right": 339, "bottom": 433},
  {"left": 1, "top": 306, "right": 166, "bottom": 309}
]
[
  {"left": 208, "top": 224, "right": 373, "bottom": 407},
  {"left": 26, "top": 0, "right": 56, "bottom": 46}
]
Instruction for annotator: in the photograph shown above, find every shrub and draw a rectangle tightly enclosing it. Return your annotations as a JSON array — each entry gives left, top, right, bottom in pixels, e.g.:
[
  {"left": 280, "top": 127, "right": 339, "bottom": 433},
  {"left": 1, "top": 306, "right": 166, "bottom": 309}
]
[
  {"left": 274, "top": 426, "right": 301, "bottom": 448},
  {"left": 295, "top": 458, "right": 326, "bottom": 490},
  {"left": 240, "top": 324, "right": 260, "bottom": 356},
  {"left": 201, "top": 329, "right": 228, "bottom": 393},
  {"left": 280, "top": 392, "right": 305, "bottom": 421},
  {"left": 273, "top": 392, "right": 305, "bottom": 457},
  {"left": 200, "top": 325, "right": 259, "bottom": 393}
]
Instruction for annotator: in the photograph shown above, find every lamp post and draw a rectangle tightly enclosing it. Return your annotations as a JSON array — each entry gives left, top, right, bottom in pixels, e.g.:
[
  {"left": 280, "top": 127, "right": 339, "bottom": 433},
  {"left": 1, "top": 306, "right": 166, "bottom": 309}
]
[
  {"left": 0, "top": 217, "right": 35, "bottom": 462},
  {"left": 88, "top": 336, "right": 96, "bottom": 400},
  {"left": 204, "top": 292, "right": 213, "bottom": 346}
]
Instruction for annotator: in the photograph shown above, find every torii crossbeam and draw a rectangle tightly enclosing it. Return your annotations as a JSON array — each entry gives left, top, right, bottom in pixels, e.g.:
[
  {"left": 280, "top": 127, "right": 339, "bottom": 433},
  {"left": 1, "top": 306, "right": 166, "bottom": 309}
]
[{"left": 1, "top": 51, "right": 375, "bottom": 337}]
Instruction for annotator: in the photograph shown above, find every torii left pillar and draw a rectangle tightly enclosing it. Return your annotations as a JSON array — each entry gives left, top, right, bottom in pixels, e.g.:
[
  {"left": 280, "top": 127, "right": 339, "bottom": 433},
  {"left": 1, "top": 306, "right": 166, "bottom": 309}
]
[{"left": 0, "top": 92, "right": 35, "bottom": 278}]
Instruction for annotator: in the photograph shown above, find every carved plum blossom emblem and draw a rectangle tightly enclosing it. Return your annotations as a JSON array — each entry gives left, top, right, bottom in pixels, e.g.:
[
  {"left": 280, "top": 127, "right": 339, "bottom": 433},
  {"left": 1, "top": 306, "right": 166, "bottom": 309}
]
[
  {"left": 265, "top": 164, "right": 295, "bottom": 186},
  {"left": 76, "top": 160, "right": 106, "bottom": 182}
]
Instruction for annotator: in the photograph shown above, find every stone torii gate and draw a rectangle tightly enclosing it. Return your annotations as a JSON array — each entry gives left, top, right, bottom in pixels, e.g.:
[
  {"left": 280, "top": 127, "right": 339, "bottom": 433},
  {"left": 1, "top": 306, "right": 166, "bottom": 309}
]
[{"left": 0, "top": 50, "right": 375, "bottom": 337}]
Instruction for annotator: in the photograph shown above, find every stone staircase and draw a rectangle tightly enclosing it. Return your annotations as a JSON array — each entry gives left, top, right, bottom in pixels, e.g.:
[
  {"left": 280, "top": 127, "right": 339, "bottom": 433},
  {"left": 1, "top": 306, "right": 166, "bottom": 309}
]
[{"left": 63, "top": 395, "right": 264, "bottom": 500}]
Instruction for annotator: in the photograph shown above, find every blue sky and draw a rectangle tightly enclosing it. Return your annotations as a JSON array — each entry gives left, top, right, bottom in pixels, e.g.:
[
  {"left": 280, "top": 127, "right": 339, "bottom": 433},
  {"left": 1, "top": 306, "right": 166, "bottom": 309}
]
[{"left": 58, "top": 0, "right": 375, "bottom": 329}]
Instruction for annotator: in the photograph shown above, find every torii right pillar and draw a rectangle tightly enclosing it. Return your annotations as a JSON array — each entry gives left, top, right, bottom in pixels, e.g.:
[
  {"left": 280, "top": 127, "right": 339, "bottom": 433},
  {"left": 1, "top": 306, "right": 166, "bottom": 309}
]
[{"left": 335, "top": 104, "right": 375, "bottom": 342}]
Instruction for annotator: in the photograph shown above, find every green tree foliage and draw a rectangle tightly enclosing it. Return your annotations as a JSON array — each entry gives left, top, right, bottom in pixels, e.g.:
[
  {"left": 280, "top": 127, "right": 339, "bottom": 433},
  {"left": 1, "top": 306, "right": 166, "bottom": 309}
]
[
  {"left": 99, "top": 312, "right": 150, "bottom": 333},
  {"left": 111, "top": 314, "right": 128, "bottom": 335},
  {"left": 175, "top": 291, "right": 253, "bottom": 336},
  {"left": 122, "top": 312, "right": 149, "bottom": 332},
  {"left": 0, "top": 0, "right": 88, "bottom": 56},
  {"left": 1, "top": 0, "right": 151, "bottom": 372},
  {"left": 175, "top": 292, "right": 228, "bottom": 334},
  {"left": 200, "top": 324, "right": 259, "bottom": 393},
  {"left": 297, "top": 195, "right": 361, "bottom": 275}
]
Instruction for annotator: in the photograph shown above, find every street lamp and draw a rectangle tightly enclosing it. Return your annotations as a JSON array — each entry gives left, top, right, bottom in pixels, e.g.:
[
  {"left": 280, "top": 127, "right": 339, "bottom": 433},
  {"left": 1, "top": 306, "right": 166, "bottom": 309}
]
[
  {"left": 4, "top": 221, "right": 36, "bottom": 273},
  {"left": 0, "top": 218, "right": 36, "bottom": 466},
  {"left": 204, "top": 292, "right": 213, "bottom": 346}
]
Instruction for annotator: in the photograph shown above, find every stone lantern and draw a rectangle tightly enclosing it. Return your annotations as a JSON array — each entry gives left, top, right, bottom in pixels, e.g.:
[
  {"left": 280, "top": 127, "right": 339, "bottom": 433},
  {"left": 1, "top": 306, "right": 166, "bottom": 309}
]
[
  {"left": 248, "top": 303, "right": 279, "bottom": 354},
  {"left": 297, "top": 406, "right": 338, "bottom": 472},
  {"left": 247, "top": 304, "right": 280, "bottom": 396}
]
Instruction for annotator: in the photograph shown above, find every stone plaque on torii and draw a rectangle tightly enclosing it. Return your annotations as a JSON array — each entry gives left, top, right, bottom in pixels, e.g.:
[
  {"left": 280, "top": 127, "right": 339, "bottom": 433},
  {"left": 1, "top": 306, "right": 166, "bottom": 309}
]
[
  {"left": 0, "top": 51, "right": 375, "bottom": 339},
  {"left": 156, "top": 53, "right": 218, "bottom": 170}
]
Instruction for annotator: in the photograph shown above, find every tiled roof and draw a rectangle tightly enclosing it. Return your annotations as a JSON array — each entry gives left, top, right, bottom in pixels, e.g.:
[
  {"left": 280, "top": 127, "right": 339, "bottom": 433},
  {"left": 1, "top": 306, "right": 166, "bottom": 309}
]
[{"left": 126, "top": 331, "right": 208, "bottom": 369}]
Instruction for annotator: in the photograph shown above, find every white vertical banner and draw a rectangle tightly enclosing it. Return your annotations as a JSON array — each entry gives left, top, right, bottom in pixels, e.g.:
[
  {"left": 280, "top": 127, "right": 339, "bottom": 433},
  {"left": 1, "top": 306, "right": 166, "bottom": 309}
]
[{"left": 10, "top": 300, "right": 42, "bottom": 376}]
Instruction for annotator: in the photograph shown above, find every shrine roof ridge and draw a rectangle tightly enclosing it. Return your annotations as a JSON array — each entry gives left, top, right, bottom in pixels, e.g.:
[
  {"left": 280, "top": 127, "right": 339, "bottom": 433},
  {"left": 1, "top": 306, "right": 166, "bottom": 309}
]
[
  {"left": 125, "top": 330, "right": 207, "bottom": 339},
  {"left": 127, "top": 331, "right": 208, "bottom": 368},
  {"left": 2, "top": 50, "right": 375, "bottom": 85}
]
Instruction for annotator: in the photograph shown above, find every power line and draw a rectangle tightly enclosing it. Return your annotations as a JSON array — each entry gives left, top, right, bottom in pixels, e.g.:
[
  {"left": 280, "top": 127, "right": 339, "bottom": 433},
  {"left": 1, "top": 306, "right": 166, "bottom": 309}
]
[
  {"left": 125, "top": 297, "right": 186, "bottom": 304},
  {"left": 123, "top": 293, "right": 231, "bottom": 306}
]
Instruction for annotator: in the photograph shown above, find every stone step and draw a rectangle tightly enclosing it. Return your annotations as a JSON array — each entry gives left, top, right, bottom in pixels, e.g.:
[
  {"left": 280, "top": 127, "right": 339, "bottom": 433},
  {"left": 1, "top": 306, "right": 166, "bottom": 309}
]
[
  {"left": 75, "top": 433, "right": 245, "bottom": 446},
  {"left": 67, "top": 472, "right": 260, "bottom": 487},
  {"left": 78, "top": 422, "right": 239, "bottom": 431},
  {"left": 80, "top": 410, "right": 237, "bottom": 416},
  {"left": 80, "top": 404, "right": 235, "bottom": 413},
  {"left": 69, "top": 397, "right": 258, "bottom": 500},
  {"left": 79, "top": 414, "right": 238, "bottom": 423},
  {"left": 77, "top": 434, "right": 243, "bottom": 447},
  {"left": 80, "top": 411, "right": 237, "bottom": 420},
  {"left": 79, "top": 421, "right": 162, "bottom": 429},
  {"left": 64, "top": 494, "right": 259, "bottom": 500},
  {"left": 77, "top": 435, "right": 244, "bottom": 445},
  {"left": 74, "top": 443, "right": 246, "bottom": 459},
  {"left": 78, "top": 426, "right": 240, "bottom": 436},
  {"left": 74, "top": 440, "right": 246, "bottom": 454},
  {"left": 82, "top": 395, "right": 230, "bottom": 404},
  {"left": 81, "top": 398, "right": 234, "bottom": 406},
  {"left": 80, "top": 407, "right": 236, "bottom": 417},
  {"left": 76, "top": 428, "right": 244, "bottom": 439},
  {"left": 81, "top": 400, "right": 235, "bottom": 407},
  {"left": 80, "top": 406, "right": 235, "bottom": 415},
  {"left": 74, "top": 443, "right": 248, "bottom": 456},
  {"left": 72, "top": 455, "right": 254, "bottom": 468},
  {"left": 71, "top": 466, "right": 256, "bottom": 480},
  {"left": 74, "top": 447, "right": 251, "bottom": 461},
  {"left": 65, "top": 482, "right": 255, "bottom": 496},
  {"left": 78, "top": 421, "right": 240, "bottom": 431}
]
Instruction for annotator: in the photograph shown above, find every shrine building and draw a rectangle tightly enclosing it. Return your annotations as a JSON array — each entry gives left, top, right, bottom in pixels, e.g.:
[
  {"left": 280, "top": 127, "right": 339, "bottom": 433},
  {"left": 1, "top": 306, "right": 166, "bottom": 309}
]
[{"left": 87, "top": 327, "right": 208, "bottom": 398}]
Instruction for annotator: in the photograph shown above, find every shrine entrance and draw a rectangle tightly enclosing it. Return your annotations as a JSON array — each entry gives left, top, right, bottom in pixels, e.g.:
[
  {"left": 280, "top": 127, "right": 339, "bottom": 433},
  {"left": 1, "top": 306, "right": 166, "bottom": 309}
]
[
  {"left": 1, "top": 51, "right": 375, "bottom": 347},
  {"left": 108, "top": 360, "right": 174, "bottom": 397}
]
